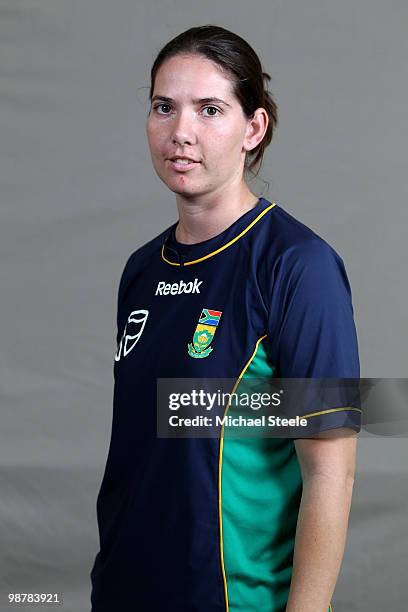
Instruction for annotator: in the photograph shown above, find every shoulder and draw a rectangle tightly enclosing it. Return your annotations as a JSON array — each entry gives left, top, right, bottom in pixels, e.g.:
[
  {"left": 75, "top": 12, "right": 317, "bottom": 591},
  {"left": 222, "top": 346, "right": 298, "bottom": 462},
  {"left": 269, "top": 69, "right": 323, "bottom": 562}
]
[
  {"left": 120, "top": 222, "right": 175, "bottom": 277},
  {"left": 259, "top": 202, "right": 347, "bottom": 280},
  {"left": 252, "top": 202, "right": 354, "bottom": 315},
  {"left": 122, "top": 223, "right": 175, "bottom": 271},
  {"left": 116, "top": 222, "right": 175, "bottom": 300}
]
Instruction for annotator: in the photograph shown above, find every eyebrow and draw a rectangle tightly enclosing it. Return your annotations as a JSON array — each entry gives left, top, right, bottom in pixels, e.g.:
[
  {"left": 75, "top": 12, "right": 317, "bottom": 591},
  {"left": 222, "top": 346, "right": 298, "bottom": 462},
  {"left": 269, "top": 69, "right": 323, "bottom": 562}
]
[{"left": 151, "top": 95, "right": 232, "bottom": 108}]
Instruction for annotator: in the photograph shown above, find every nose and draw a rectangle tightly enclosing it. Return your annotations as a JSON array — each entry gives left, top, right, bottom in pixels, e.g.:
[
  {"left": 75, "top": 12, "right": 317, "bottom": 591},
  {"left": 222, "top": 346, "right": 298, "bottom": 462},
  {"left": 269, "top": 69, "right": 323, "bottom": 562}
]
[{"left": 171, "top": 108, "right": 196, "bottom": 145}]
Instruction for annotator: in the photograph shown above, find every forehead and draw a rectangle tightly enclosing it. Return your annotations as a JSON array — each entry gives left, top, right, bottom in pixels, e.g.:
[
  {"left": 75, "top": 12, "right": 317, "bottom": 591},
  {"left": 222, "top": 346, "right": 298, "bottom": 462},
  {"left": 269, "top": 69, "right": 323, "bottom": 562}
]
[{"left": 153, "top": 54, "right": 235, "bottom": 100}]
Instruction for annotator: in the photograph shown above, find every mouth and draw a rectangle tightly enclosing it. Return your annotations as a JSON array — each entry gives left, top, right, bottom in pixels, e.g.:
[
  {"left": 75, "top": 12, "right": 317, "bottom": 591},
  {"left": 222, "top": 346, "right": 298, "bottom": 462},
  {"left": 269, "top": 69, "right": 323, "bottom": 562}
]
[{"left": 166, "top": 157, "right": 201, "bottom": 172}]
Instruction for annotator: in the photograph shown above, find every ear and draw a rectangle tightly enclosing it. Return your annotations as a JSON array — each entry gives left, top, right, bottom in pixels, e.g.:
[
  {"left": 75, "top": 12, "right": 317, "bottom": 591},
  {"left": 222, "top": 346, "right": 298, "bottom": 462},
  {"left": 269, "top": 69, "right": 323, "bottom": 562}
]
[{"left": 243, "top": 108, "right": 269, "bottom": 153}]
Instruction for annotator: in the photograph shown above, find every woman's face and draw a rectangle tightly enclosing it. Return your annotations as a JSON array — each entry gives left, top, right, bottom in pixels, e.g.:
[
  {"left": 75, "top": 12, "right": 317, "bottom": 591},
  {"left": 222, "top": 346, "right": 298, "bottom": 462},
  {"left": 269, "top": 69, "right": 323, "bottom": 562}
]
[{"left": 146, "top": 54, "right": 255, "bottom": 199}]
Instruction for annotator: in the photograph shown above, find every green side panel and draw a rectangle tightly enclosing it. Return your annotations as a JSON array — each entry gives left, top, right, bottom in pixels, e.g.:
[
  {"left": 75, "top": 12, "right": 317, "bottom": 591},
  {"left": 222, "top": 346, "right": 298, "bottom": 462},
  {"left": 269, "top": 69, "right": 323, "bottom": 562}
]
[{"left": 221, "top": 338, "right": 303, "bottom": 611}]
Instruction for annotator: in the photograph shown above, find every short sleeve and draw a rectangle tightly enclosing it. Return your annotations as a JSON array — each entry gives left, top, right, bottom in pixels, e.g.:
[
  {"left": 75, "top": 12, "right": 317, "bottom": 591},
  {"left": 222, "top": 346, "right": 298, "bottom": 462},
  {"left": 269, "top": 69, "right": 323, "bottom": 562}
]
[{"left": 266, "top": 238, "right": 361, "bottom": 435}]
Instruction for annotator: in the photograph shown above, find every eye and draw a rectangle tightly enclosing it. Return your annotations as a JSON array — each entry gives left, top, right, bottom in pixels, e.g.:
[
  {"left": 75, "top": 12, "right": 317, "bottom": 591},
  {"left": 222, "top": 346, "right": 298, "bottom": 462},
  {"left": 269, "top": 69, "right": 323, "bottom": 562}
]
[
  {"left": 202, "top": 106, "right": 221, "bottom": 117},
  {"left": 153, "top": 103, "right": 172, "bottom": 115}
]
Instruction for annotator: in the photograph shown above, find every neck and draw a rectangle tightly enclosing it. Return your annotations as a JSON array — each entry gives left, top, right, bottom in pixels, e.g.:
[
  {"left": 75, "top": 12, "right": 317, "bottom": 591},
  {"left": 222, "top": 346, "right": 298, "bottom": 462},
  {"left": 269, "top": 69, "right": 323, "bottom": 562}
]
[{"left": 174, "top": 184, "right": 260, "bottom": 245}]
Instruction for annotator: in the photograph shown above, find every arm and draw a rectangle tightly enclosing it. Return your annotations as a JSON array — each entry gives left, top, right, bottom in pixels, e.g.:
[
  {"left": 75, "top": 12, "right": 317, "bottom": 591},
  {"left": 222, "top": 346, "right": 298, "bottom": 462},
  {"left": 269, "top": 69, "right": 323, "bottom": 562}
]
[
  {"left": 285, "top": 428, "right": 357, "bottom": 612},
  {"left": 265, "top": 238, "right": 361, "bottom": 609}
]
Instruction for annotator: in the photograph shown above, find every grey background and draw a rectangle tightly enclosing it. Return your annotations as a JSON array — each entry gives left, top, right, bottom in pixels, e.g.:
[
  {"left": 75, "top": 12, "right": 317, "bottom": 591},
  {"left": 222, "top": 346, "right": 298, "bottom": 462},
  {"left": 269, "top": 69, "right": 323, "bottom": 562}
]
[{"left": 1, "top": 1, "right": 407, "bottom": 610}]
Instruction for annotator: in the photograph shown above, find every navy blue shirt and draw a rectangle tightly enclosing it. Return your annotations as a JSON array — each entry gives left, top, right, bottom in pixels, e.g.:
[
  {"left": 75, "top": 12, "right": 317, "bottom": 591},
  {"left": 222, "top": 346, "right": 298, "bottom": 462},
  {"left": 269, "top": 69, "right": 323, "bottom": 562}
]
[{"left": 90, "top": 198, "right": 360, "bottom": 611}]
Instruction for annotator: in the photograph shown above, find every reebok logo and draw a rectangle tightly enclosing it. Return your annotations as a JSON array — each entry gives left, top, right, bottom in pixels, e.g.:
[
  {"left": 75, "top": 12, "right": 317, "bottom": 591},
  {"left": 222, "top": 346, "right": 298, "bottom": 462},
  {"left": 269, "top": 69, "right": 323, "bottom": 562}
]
[{"left": 155, "top": 278, "right": 203, "bottom": 296}]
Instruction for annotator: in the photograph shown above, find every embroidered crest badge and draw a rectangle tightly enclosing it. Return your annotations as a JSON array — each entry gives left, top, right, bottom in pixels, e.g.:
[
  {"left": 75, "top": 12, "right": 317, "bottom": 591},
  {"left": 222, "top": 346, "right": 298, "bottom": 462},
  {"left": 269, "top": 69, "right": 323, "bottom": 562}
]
[{"left": 187, "top": 308, "right": 222, "bottom": 358}]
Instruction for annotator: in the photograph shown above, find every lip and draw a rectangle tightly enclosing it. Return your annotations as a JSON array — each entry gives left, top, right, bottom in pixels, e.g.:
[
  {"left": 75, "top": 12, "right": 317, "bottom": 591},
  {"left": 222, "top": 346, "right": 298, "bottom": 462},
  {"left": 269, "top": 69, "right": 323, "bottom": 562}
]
[{"left": 166, "top": 159, "right": 201, "bottom": 172}]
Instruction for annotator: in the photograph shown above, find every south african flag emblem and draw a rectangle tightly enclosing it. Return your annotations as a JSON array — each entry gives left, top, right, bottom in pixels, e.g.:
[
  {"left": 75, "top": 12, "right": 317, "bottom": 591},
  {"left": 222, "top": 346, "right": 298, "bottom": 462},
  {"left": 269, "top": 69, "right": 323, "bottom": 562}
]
[{"left": 187, "top": 308, "right": 222, "bottom": 358}]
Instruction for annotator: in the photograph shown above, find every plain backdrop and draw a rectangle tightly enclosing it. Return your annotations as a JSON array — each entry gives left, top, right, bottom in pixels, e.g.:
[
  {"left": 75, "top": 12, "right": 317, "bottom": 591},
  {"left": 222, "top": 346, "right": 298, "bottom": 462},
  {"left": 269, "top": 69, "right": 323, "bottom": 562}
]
[{"left": 0, "top": 1, "right": 407, "bottom": 610}]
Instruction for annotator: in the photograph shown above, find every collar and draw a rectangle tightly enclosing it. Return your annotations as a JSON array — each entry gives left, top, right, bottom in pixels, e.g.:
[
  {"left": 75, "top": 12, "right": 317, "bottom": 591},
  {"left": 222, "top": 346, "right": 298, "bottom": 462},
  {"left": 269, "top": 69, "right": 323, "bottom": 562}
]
[{"left": 161, "top": 198, "right": 277, "bottom": 267}]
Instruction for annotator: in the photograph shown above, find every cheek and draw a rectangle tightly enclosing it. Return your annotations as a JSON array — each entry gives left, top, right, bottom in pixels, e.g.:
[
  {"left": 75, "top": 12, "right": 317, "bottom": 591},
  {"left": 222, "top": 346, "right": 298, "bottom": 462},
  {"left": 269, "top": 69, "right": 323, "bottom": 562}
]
[
  {"left": 207, "top": 125, "right": 245, "bottom": 163},
  {"left": 146, "top": 120, "right": 165, "bottom": 151}
]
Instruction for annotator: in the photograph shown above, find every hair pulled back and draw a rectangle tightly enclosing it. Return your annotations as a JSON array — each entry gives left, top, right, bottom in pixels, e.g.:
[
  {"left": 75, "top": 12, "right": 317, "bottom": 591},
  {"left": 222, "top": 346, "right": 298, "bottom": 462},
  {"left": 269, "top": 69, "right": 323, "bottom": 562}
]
[{"left": 149, "top": 25, "right": 278, "bottom": 178}]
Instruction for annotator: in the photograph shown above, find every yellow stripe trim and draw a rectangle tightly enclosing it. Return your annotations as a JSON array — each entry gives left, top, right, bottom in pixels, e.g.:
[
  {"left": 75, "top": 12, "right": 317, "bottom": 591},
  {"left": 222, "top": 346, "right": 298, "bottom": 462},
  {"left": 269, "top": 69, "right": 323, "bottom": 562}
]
[
  {"left": 161, "top": 246, "right": 180, "bottom": 266},
  {"left": 218, "top": 334, "right": 268, "bottom": 612},
  {"left": 301, "top": 406, "right": 362, "bottom": 419},
  {"left": 161, "top": 202, "right": 277, "bottom": 266}
]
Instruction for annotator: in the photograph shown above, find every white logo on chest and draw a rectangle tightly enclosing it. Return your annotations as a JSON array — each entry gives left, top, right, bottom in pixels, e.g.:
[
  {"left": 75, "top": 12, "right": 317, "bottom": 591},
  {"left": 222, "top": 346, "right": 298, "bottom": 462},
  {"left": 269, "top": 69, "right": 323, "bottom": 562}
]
[
  {"left": 115, "top": 309, "right": 149, "bottom": 361},
  {"left": 155, "top": 278, "right": 203, "bottom": 296}
]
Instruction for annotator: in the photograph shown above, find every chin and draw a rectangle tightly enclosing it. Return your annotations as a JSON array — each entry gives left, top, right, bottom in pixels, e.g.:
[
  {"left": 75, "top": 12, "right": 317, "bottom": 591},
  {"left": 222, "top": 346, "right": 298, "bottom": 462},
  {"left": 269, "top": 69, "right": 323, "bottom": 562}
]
[
  {"left": 161, "top": 174, "right": 199, "bottom": 195},
  {"left": 169, "top": 184, "right": 198, "bottom": 197}
]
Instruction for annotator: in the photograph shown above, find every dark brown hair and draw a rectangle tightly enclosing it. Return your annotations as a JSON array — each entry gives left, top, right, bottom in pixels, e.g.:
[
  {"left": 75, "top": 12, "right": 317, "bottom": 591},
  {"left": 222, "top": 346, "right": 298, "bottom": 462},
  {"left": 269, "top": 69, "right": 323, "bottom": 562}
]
[{"left": 149, "top": 25, "right": 278, "bottom": 179}]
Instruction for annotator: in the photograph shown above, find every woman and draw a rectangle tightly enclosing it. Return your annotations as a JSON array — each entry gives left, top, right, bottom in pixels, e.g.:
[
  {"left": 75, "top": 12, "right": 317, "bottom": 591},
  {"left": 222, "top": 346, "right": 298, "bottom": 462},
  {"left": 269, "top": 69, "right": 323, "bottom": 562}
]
[{"left": 90, "top": 25, "right": 361, "bottom": 612}]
